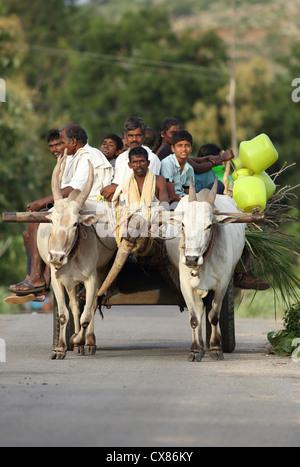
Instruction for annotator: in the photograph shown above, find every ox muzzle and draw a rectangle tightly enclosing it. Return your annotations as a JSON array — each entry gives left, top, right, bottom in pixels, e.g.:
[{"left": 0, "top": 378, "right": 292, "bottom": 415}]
[
  {"left": 185, "top": 255, "right": 203, "bottom": 268},
  {"left": 48, "top": 251, "right": 69, "bottom": 270},
  {"left": 184, "top": 255, "right": 204, "bottom": 276}
]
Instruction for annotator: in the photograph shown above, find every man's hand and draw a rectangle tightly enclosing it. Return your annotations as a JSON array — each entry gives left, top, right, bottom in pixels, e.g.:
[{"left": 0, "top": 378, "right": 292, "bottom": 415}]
[
  {"left": 208, "top": 155, "right": 223, "bottom": 166},
  {"left": 100, "top": 184, "right": 117, "bottom": 202},
  {"left": 27, "top": 200, "right": 44, "bottom": 212},
  {"left": 221, "top": 150, "right": 234, "bottom": 162}
]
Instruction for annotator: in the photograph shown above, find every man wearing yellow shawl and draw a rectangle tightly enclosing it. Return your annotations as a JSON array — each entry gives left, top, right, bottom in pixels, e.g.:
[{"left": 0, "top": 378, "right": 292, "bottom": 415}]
[{"left": 112, "top": 146, "right": 169, "bottom": 251}]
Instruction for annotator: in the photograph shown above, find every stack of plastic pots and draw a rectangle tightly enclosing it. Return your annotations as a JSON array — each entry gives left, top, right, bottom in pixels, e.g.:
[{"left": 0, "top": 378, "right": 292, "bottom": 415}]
[{"left": 232, "top": 134, "right": 278, "bottom": 213}]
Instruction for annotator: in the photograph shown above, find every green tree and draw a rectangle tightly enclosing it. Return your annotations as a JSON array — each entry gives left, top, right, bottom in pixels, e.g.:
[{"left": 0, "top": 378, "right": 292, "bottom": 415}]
[
  {"left": 0, "top": 15, "right": 53, "bottom": 284},
  {"left": 186, "top": 57, "right": 273, "bottom": 150},
  {"left": 59, "top": 8, "right": 228, "bottom": 144},
  {"left": 260, "top": 42, "right": 300, "bottom": 194},
  {"left": 0, "top": 0, "right": 78, "bottom": 134}
]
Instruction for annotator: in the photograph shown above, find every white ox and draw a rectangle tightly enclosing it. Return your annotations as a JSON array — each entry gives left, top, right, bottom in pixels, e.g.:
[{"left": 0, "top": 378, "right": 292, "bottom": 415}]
[
  {"left": 37, "top": 157, "right": 117, "bottom": 359},
  {"left": 165, "top": 179, "right": 245, "bottom": 361}
]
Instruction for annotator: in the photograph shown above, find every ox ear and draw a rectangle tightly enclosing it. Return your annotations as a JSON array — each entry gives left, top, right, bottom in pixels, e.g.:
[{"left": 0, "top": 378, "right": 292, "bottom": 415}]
[
  {"left": 213, "top": 213, "right": 238, "bottom": 225},
  {"left": 78, "top": 214, "right": 98, "bottom": 226}
]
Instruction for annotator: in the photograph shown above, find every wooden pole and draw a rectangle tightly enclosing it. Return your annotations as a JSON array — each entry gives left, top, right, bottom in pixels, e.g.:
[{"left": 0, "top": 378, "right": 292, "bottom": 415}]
[
  {"left": 216, "top": 212, "right": 265, "bottom": 223},
  {"left": 2, "top": 211, "right": 103, "bottom": 224},
  {"left": 223, "top": 160, "right": 231, "bottom": 195},
  {"left": 2, "top": 210, "right": 265, "bottom": 225},
  {"left": 2, "top": 212, "right": 51, "bottom": 223}
]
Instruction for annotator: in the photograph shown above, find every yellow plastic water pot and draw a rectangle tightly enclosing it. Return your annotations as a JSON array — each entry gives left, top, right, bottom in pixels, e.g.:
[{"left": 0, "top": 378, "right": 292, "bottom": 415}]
[
  {"left": 253, "top": 171, "right": 276, "bottom": 200},
  {"left": 232, "top": 168, "right": 252, "bottom": 180},
  {"left": 232, "top": 157, "right": 243, "bottom": 170},
  {"left": 233, "top": 176, "right": 267, "bottom": 213},
  {"left": 239, "top": 134, "right": 278, "bottom": 174}
]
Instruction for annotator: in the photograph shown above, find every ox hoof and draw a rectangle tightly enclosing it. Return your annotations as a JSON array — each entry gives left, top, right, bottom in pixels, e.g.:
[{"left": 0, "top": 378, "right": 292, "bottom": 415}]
[
  {"left": 188, "top": 350, "right": 204, "bottom": 362},
  {"left": 74, "top": 344, "right": 85, "bottom": 356},
  {"left": 209, "top": 349, "right": 224, "bottom": 360},
  {"left": 84, "top": 344, "right": 96, "bottom": 356},
  {"left": 50, "top": 350, "right": 66, "bottom": 360}
]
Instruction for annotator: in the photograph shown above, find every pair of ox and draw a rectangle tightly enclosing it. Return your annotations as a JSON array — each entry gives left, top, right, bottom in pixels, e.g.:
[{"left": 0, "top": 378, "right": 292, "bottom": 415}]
[{"left": 38, "top": 157, "right": 245, "bottom": 361}]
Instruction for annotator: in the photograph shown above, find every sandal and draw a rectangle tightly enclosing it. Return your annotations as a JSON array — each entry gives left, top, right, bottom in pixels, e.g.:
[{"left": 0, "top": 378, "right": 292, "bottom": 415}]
[
  {"left": 5, "top": 294, "right": 48, "bottom": 305},
  {"left": 8, "top": 279, "right": 48, "bottom": 296}
]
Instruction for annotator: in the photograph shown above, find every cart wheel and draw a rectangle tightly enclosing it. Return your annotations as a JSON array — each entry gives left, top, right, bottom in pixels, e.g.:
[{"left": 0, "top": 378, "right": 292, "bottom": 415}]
[
  {"left": 205, "top": 278, "right": 235, "bottom": 353},
  {"left": 52, "top": 289, "right": 75, "bottom": 351}
]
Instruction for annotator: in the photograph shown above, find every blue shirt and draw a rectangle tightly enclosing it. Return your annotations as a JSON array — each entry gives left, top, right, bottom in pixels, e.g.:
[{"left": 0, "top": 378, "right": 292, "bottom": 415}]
[
  {"left": 194, "top": 170, "right": 216, "bottom": 192},
  {"left": 160, "top": 153, "right": 194, "bottom": 197}
]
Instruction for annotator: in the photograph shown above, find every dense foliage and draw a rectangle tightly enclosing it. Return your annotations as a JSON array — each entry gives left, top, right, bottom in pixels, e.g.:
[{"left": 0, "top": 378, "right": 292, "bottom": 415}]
[
  {"left": 268, "top": 303, "right": 300, "bottom": 357},
  {"left": 0, "top": 0, "right": 299, "bottom": 285}
]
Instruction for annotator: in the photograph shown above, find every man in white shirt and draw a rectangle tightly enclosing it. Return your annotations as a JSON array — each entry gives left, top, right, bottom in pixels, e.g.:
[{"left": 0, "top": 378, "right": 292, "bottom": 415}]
[
  {"left": 9, "top": 124, "right": 113, "bottom": 297},
  {"left": 60, "top": 125, "right": 113, "bottom": 200},
  {"left": 101, "top": 116, "right": 161, "bottom": 201}
]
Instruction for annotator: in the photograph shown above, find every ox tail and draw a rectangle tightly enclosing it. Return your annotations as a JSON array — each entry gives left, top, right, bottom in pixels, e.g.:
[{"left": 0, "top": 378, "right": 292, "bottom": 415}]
[{"left": 97, "top": 239, "right": 135, "bottom": 297}]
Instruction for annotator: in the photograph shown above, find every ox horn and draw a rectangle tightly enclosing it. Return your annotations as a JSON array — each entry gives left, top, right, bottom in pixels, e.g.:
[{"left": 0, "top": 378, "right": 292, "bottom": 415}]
[
  {"left": 75, "top": 160, "right": 94, "bottom": 207},
  {"left": 52, "top": 152, "right": 66, "bottom": 202},
  {"left": 97, "top": 239, "right": 135, "bottom": 297},
  {"left": 206, "top": 177, "right": 218, "bottom": 206},
  {"left": 188, "top": 177, "right": 197, "bottom": 202}
]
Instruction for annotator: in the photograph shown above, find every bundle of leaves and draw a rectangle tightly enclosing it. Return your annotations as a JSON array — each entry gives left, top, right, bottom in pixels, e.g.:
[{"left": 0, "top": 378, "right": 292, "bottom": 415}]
[
  {"left": 263, "top": 163, "right": 300, "bottom": 230},
  {"left": 245, "top": 229, "right": 300, "bottom": 307},
  {"left": 244, "top": 164, "right": 300, "bottom": 307},
  {"left": 267, "top": 303, "right": 300, "bottom": 356}
]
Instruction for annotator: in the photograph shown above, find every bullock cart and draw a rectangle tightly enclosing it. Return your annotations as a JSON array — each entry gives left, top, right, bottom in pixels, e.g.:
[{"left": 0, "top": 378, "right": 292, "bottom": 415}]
[{"left": 2, "top": 209, "right": 264, "bottom": 354}]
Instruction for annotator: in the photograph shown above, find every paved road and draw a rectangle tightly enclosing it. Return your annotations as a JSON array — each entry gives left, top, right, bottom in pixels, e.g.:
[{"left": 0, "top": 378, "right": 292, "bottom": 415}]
[{"left": 0, "top": 307, "right": 299, "bottom": 447}]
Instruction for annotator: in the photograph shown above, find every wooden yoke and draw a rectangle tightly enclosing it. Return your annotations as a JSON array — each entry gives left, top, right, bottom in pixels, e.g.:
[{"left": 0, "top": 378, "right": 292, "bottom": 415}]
[
  {"left": 2, "top": 211, "right": 103, "bottom": 223},
  {"left": 2, "top": 210, "right": 265, "bottom": 225},
  {"left": 215, "top": 211, "right": 265, "bottom": 224},
  {"left": 2, "top": 212, "right": 51, "bottom": 223}
]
